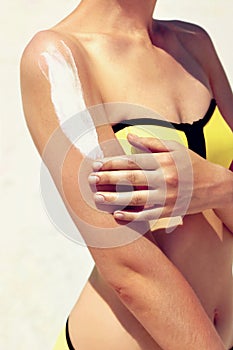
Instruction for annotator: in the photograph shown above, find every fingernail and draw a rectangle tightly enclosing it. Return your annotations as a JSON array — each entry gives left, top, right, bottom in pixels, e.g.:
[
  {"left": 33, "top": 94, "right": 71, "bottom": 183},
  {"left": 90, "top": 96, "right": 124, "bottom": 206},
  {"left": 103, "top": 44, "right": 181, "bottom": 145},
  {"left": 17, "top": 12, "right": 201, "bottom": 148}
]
[
  {"left": 92, "top": 161, "right": 103, "bottom": 171},
  {"left": 114, "top": 211, "right": 125, "bottom": 219},
  {"left": 94, "top": 193, "right": 105, "bottom": 203},
  {"left": 88, "top": 174, "right": 100, "bottom": 184}
]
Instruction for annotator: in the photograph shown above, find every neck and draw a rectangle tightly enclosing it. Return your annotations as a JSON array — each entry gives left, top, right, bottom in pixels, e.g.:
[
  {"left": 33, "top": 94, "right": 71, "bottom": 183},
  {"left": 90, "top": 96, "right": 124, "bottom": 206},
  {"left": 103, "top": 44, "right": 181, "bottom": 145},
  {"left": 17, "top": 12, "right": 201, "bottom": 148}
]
[{"left": 73, "top": 0, "right": 157, "bottom": 38}]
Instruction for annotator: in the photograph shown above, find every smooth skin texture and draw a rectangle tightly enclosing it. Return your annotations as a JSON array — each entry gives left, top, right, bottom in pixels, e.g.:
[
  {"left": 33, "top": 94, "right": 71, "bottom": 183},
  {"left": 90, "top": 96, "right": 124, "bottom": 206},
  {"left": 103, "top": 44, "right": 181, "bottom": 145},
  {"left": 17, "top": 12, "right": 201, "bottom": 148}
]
[{"left": 21, "top": 0, "right": 233, "bottom": 349}]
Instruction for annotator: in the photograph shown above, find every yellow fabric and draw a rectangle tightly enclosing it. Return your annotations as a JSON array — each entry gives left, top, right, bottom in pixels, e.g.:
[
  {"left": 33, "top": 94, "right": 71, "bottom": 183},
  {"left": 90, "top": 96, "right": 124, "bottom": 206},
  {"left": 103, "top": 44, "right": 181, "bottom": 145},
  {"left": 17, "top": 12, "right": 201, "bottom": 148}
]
[
  {"left": 115, "top": 123, "right": 188, "bottom": 154},
  {"left": 53, "top": 326, "right": 70, "bottom": 350},
  {"left": 204, "top": 106, "right": 233, "bottom": 168},
  {"left": 115, "top": 106, "right": 233, "bottom": 169}
]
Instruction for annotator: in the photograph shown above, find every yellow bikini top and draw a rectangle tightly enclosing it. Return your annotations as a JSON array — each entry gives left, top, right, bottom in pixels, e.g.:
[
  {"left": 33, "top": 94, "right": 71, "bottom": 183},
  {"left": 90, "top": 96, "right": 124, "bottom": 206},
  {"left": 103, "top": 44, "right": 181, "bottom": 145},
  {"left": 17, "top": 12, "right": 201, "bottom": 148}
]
[{"left": 113, "top": 99, "right": 233, "bottom": 169}]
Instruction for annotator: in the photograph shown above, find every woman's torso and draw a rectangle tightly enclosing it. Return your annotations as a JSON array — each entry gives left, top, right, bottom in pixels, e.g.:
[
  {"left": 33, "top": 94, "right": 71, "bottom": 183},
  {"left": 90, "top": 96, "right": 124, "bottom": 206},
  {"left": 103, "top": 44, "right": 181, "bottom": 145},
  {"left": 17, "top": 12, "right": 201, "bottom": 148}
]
[{"left": 51, "top": 19, "right": 233, "bottom": 349}]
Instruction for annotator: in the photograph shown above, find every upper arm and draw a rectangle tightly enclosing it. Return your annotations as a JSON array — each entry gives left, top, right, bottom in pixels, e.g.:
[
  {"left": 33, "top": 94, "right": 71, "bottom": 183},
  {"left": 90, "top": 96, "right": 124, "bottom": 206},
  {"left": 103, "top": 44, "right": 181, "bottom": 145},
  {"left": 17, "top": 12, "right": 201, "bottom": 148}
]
[{"left": 20, "top": 31, "right": 154, "bottom": 286}]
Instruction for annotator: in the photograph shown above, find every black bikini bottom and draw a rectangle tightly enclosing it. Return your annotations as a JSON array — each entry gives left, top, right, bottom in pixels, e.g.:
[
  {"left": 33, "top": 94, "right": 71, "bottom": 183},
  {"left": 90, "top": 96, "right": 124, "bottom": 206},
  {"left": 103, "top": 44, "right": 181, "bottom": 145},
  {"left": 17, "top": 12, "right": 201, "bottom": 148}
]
[{"left": 66, "top": 318, "right": 75, "bottom": 350}]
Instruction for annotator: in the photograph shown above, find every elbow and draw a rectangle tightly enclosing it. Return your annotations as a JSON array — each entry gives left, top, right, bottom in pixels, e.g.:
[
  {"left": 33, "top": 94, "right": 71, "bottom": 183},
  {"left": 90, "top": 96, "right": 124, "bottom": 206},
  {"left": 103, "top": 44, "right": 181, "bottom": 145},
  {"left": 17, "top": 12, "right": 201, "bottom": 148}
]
[
  {"left": 108, "top": 270, "right": 139, "bottom": 304},
  {"left": 95, "top": 262, "right": 147, "bottom": 308},
  {"left": 110, "top": 281, "right": 135, "bottom": 306},
  {"left": 90, "top": 235, "right": 164, "bottom": 306}
]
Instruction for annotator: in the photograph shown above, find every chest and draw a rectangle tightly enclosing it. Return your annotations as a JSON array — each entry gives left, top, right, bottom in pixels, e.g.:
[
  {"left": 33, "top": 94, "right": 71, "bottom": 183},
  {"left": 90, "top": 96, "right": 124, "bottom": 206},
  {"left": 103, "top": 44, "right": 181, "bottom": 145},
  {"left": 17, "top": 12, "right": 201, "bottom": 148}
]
[{"left": 89, "top": 41, "right": 212, "bottom": 124}]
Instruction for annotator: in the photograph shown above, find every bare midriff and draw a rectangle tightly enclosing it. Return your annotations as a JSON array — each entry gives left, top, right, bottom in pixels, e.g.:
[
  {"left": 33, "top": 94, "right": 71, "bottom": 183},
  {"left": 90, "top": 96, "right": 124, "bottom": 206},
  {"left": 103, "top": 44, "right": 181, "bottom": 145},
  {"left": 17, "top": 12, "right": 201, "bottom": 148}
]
[{"left": 69, "top": 211, "right": 233, "bottom": 350}]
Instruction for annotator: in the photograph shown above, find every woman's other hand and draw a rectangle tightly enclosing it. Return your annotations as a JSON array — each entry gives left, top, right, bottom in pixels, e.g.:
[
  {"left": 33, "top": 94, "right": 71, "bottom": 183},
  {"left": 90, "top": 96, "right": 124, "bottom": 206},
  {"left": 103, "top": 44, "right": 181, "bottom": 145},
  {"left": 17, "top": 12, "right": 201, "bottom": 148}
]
[{"left": 88, "top": 134, "right": 232, "bottom": 221}]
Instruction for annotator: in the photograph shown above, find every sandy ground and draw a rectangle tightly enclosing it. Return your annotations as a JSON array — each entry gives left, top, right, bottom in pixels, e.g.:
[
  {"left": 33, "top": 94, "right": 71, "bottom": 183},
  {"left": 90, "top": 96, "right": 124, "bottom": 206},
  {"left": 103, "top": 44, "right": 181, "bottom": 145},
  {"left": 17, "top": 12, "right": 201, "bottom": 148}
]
[{"left": 0, "top": 1, "right": 232, "bottom": 349}]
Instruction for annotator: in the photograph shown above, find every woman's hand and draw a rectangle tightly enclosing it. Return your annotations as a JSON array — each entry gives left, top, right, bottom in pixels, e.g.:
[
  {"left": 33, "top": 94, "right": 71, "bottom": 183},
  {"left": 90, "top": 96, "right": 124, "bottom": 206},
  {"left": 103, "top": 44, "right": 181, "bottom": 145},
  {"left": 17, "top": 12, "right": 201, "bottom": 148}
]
[{"left": 88, "top": 133, "right": 232, "bottom": 222}]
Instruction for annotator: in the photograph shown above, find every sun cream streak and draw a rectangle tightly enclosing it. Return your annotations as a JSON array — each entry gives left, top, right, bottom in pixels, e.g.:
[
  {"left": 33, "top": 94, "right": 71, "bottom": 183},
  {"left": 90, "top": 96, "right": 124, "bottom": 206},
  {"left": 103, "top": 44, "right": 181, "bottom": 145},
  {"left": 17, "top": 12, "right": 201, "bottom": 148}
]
[{"left": 40, "top": 40, "right": 104, "bottom": 160}]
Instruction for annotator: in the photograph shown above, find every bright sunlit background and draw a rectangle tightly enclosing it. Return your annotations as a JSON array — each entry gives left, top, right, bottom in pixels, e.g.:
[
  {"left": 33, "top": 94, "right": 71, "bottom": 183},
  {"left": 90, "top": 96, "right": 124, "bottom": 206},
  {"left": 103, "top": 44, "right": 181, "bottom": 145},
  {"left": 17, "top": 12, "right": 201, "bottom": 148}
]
[{"left": 0, "top": 1, "right": 232, "bottom": 349}]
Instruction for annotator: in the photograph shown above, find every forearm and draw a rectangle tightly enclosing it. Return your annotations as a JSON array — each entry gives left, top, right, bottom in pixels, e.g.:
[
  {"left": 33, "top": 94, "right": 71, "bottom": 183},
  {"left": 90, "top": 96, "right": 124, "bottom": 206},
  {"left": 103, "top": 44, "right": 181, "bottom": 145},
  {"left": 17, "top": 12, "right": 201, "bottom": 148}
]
[{"left": 96, "top": 238, "right": 225, "bottom": 350}]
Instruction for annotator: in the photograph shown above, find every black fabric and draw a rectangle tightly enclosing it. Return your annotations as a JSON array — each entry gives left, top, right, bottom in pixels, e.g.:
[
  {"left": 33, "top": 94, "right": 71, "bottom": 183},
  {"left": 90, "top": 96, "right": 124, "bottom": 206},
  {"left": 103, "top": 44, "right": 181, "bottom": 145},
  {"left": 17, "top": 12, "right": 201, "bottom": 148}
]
[
  {"left": 66, "top": 317, "right": 76, "bottom": 350},
  {"left": 181, "top": 122, "right": 207, "bottom": 158},
  {"left": 112, "top": 99, "right": 217, "bottom": 159}
]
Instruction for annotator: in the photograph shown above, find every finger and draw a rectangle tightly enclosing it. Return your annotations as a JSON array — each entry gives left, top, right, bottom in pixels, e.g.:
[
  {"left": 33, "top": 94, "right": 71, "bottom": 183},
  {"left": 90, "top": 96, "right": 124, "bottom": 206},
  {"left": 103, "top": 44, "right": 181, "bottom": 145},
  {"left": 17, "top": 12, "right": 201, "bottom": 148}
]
[
  {"left": 92, "top": 153, "right": 160, "bottom": 171},
  {"left": 88, "top": 169, "right": 162, "bottom": 187},
  {"left": 113, "top": 207, "right": 165, "bottom": 221},
  {"left": 94, "top": 189, "right": 165, "bottom": 207},
  {"left": 127, "top": 133, "right": 177, "bottom": 152}
]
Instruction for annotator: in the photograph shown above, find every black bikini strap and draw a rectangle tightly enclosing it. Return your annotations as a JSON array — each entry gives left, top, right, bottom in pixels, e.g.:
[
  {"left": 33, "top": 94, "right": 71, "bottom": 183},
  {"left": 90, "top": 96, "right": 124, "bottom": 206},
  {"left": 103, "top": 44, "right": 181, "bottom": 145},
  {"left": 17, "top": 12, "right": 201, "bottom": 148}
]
[{"left": 112, "top": 99, "right": 216, "bottom": 133}]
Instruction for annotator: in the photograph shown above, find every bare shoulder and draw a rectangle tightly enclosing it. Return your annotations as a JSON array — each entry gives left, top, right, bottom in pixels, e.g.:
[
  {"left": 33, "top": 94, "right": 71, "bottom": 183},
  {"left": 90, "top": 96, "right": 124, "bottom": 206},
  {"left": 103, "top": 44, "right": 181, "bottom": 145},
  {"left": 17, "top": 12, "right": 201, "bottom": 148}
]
[
  {"left": 20, "top": 29, "right": 89, "bottom": 81},
  {"left": 169, "top": 19, "right": 209, "bottom": 35},
  {"left": 20, "top": 29, "right": 99, "bottom": 113},
  {"left": 160, "top": 19, "right": 223, "bottom": 75},
  {"left": 164, "top": 19, "right": 214, "bottom": 59}
]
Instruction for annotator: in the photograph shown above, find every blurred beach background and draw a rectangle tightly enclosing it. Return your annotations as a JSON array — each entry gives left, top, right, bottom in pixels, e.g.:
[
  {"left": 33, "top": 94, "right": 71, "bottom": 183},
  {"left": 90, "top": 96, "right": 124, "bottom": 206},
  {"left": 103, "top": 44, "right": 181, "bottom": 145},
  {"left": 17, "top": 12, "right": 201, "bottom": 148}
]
[{"left": 0, "top": 0, "right": 232, "bottom": 349}]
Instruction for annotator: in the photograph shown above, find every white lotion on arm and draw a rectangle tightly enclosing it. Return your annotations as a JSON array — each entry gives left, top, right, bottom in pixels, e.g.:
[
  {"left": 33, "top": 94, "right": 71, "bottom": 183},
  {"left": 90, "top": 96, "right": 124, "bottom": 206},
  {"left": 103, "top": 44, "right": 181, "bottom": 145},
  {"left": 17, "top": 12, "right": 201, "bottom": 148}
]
[{"left": 40, "top": 40, "right": 104, "bottom": 160}]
